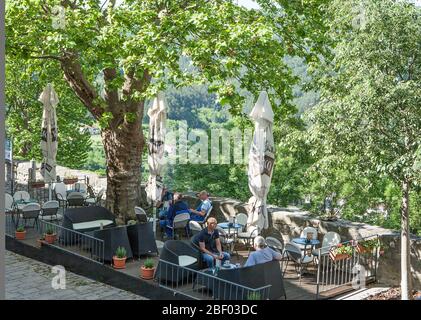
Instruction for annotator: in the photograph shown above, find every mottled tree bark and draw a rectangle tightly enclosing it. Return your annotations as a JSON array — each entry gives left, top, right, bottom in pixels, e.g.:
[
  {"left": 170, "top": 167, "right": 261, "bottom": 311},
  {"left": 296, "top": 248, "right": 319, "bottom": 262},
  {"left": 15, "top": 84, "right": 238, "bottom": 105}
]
[
  {"left": 102, "top": 117, "right": 144, "bottom": 223},
  {"left": 61, "top": 52, "right": 149, "bottom": 222}
]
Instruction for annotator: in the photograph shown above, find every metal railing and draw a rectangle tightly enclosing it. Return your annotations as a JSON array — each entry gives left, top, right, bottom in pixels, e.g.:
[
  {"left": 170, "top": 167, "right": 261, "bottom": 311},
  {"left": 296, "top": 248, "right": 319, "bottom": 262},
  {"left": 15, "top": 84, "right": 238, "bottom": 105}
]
[
  {"left": 5, "top": 213, "right": 16, "bottom": 237},
  {"left": 316, "top": 235, "right": 380, "bottom": 299},
  {"left": 157, "top": 259, "right": 271, "bottom": 300},
  {"left": 37, "top": 220, "right": 105, "bottom": 264}
]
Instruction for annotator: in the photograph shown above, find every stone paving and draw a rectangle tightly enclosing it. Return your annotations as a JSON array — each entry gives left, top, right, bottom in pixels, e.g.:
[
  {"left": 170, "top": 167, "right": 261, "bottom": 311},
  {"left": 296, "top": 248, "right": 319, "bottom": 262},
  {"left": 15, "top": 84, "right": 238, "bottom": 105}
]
[{"left": 5, "top": 251, "right": 147, "bottom": 300}]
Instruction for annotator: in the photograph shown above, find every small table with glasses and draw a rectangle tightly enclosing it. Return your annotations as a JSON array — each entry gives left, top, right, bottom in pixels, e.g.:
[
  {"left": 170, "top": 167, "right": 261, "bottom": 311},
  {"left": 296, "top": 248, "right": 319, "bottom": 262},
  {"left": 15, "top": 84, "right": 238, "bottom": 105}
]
[
  {"left": 217, "top": 222, "right": 243, "bottom": 254},
  {"left": 292, "top": 237, "right": 320, "bottom": 255},
  {"left": 217, "top": 222, "right": 243, "bottom": 235}
]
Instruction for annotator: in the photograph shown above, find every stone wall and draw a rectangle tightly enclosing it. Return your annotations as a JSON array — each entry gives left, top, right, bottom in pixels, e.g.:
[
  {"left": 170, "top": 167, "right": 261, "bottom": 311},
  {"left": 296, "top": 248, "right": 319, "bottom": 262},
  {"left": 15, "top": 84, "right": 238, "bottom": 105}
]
[
  {"left": 11, "top": 162, "right": 421, "bottom": 289},
  {"left": 190, "top": 194, "right": 421, "bottom": 290},
  {"left": 13, "top": 161, "right": 107, "bottom": 193}
]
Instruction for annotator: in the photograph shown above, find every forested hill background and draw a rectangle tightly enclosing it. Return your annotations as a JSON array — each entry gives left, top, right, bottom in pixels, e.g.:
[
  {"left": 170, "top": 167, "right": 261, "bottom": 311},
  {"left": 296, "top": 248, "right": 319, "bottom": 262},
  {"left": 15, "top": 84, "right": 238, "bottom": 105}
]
[{"left": 160, "top": 56, "right": 318, "bottom": 130}]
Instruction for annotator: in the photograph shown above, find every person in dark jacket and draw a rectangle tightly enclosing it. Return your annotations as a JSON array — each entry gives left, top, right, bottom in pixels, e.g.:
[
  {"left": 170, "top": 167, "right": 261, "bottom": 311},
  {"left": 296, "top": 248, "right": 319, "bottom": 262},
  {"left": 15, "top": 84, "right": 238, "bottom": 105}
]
[{"left": 160, "top": 192, "right": 189, "bottom": 238}]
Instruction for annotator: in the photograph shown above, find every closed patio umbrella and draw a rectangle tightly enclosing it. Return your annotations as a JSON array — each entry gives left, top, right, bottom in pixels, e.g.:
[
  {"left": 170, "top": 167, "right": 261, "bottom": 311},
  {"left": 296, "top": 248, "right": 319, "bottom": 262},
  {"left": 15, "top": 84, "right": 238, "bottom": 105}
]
[
  {"left": 247, "top": 91, "right": 275, "bottom": 231},
  {"left": 39, "top": 83, "right": 59, "bottom": 200},
  {"left": 145, "top": 92, "right": 167, "bottom": 234}
]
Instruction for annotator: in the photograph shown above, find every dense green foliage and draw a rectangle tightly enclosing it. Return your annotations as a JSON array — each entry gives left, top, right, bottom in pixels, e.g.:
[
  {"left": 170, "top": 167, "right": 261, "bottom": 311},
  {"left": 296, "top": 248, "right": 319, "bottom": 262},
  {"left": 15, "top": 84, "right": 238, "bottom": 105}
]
[
  {"left": 6, "top": 61, "right": 92, "bottom": 168},
  {"left": 6, "top": 1, "right": 419, "bottom": 237}
]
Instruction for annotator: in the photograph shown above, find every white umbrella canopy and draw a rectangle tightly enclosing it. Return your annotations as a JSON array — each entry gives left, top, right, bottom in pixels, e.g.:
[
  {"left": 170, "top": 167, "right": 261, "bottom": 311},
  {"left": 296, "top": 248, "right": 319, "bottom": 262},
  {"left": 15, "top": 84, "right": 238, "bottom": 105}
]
[
  {"left": 39, "top": 83, "right": 59, "bottom": 186},
  {"left": 247, "top": 91, "right": 275, "bottom": 231},
  {"left": 145, "top": 92, "right": 167, "bottom": 205}
]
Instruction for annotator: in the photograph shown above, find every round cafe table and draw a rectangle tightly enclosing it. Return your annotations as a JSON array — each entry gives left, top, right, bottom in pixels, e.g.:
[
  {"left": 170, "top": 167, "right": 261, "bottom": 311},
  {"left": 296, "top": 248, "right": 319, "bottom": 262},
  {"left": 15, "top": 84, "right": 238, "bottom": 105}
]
[
  {"left": 217, "top": 222, "right": 243, "bottom": 238},
  {"left": 217, "top": 222, "right": 243, "bottom": 231},
  {"left": 292, "top": 237, "right": 320, "bottom": 254}
]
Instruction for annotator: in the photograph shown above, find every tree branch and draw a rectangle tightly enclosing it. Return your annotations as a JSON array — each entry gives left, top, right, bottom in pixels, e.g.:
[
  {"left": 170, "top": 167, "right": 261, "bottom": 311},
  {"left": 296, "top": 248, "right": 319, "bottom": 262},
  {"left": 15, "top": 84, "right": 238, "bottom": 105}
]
[
  {"left": 29, "top": 55, "right": 63, "bottom": 61},
  {"left": 60, "top": 51, "right": 104, "bottom": 120}
]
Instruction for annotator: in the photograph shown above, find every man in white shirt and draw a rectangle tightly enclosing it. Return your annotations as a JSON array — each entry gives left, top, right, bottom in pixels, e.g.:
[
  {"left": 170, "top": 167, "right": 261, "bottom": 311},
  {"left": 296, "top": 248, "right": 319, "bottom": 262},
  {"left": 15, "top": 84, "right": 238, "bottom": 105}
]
[{"left": 244, "top": 236, "right": 283, "bottom": 267}]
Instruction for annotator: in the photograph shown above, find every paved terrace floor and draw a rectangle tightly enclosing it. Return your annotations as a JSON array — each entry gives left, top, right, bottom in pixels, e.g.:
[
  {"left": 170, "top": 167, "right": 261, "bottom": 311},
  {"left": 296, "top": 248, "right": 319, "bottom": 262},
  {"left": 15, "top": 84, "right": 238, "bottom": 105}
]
[
  {"left": 5, "top": 251, "right": 147, "bottom": 300},
  {"left": 6, "top": 214, "right": 352, "bottom": 300}
]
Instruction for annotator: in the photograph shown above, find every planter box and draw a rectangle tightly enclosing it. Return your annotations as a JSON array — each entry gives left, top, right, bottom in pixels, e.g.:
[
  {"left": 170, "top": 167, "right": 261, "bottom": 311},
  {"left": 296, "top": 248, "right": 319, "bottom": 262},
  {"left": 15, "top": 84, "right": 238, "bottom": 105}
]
[
  {"left": 356, "top": 244, "right": 372, "bottom": 254},
  {"left": 63, "top": 178, "right": 78, "bottom": 185},
  {"left": 30, "top": 181, "right": 45, "bottom": 189},
  {"left": 329, "top": 250, "right": 351, "bottom": 261}
]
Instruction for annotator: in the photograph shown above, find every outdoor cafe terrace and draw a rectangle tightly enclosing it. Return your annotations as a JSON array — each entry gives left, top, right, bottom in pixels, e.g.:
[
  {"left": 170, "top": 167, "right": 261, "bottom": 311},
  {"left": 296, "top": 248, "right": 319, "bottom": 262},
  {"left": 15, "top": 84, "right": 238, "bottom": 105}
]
[{"left": 5, "top": 179, "right": 416, "bottom": 301}]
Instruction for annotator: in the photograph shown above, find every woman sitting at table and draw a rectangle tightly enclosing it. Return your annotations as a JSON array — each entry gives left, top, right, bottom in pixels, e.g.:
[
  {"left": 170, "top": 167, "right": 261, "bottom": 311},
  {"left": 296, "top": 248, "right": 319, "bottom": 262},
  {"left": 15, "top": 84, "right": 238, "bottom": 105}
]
[{"left": 243, "top": 236, "right": 283, "bottom": 267}]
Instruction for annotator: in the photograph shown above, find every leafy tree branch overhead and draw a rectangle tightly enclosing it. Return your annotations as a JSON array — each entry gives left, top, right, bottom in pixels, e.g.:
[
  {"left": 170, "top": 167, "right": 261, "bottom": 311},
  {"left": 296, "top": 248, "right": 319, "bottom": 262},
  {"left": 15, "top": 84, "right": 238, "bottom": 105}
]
[{"left": 6, "top": 0, "right": 330, "bottom": 221}]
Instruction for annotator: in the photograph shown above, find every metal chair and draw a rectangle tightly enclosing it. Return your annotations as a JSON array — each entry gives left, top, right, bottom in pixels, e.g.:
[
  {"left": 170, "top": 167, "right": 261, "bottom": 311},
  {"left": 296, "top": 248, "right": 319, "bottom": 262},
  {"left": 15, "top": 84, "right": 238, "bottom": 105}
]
[
  {"left": 283, "top": 242, "right": 314, "bottom": 284},
  {"left": 265, "top": 236, "right": 284, "bottom": 254},
  {"left": 189, "top": 220, "right": 203, "bottom": 236},
  {"left": 216, "top": 226, "right": 235, "bottom": 254},
  {"left": 134, "top": 206, "right": 148, "bottom": 223},
  {"left": 54, "top": 182, "right": 67, "bottom": 209},
  {"left": 235, "top": 213, "right": 248, "bottom": 230},
  {"left": 312, "top": 231, "right": 341, "bottom": 261},
  {"left": 20, "top": 203, "right": 41, "bottom": 228},
  {"left": 197, "top": 206, "right": 213, "bottom": 226},
  {"left": 300, "top": 226, "right": 318, "bottom": 240},
  {"left": 237, "top": 225, "right": 259, "bottom": 255},
  {"left": 67, "top": 192, "right": 85, "bottom": 207},
  {"left": 40, "top": 200, "right": 61, "bottom": 222},
  {"left": 5, "top": 193, "right": 14, "bottom": 213},
  {"left": 167, "top": 212, "right": 190, "bottom": 239},
  {"left": 297, "top": 226, "right": 319, "bottom": 252},
  {"left": 13, "top": 191, "right": 30, "bottom": 202},
  {"left": 84, "top": 188, "right": 104, "bottom": 206},
  {"left": 75, "top": 182, "right": 88, "bottom": 197}
]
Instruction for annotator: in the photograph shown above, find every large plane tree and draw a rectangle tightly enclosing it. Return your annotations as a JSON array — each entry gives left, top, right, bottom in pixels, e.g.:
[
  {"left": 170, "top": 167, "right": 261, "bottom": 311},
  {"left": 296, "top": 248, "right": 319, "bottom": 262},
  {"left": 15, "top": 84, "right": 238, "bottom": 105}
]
[{"left": 6, "top": 0, "right": 329, "bottom": 222}]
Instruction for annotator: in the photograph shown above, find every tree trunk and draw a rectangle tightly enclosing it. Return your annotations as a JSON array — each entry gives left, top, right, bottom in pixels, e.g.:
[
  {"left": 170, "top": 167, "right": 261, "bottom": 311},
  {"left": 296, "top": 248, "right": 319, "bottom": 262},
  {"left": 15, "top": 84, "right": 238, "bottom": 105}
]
[
  {"left": 400, "top": 178, "right": 412, "bottom": 300},
  {"left": 102, "top": 114, "right": 144, "bottom": 224}
]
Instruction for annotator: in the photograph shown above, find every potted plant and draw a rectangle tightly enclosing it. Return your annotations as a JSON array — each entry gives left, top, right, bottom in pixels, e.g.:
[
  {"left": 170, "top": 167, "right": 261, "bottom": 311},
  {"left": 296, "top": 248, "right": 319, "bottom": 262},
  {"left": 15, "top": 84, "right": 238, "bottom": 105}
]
[
  {"left": 140, "top": 258, "right": 155, "bottom": 279},
  {"left": 15, "top": 226, "right": 26, "bottom": 240},
  {"left": 356, "top": 238, "right": 380, "bottom": 254},
  {"left": 247, "top": 292, "right": 261, "bottom": 300},
  {"left": 63, "top": 175, "right": 78, "bottom": 185},
  {"left": 113, "top": 247, "right": 127, "bottom": 269},
  {"left": 37, "top": 236, "right": 46, "bottom": 247},
  {"left": 329, "top": 243, "right": 353, "bottom": 261},
  {"left": 44, "top": 227, "right": 57, "bottom": 244}
]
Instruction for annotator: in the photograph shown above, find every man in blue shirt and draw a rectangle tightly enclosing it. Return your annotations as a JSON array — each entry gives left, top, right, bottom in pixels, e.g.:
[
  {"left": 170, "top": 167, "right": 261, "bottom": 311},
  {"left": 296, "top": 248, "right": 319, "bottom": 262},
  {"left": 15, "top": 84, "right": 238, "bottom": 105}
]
[
  {"left": 192, "top": 217, "right": 230, "bottom": 268},
  {"left": 243, "top": 236, "right": 283, "bottom": 267},
  {"left": 190, "top": 190, "right": 212, "bottom": 223}
]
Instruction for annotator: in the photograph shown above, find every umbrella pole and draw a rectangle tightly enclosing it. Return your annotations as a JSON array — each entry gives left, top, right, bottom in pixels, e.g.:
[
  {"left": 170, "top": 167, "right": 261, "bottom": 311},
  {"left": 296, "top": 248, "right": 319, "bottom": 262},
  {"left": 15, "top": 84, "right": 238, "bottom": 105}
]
[
  {"left": 152, "top": 206, "right": 157, "bottom": 236},
  {"left": 48, "top": 183, "right": 52, "bottom": 201}
]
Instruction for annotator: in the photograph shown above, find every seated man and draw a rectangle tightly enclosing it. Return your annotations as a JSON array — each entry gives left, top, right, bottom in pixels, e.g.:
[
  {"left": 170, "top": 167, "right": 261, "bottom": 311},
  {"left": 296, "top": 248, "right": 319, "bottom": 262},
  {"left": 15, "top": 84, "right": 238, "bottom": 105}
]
[
  {"left": 189, "top": 190, "right": 212, "bottom": 223},
  {"left": 193, "top": 217, "right": 230, "bottom": 268},
  {"left": 160, "top": 192, "right": 189, "bottom": 238},
  {"left": 243, "top": 236, "right": 283, "bottom": 267}
]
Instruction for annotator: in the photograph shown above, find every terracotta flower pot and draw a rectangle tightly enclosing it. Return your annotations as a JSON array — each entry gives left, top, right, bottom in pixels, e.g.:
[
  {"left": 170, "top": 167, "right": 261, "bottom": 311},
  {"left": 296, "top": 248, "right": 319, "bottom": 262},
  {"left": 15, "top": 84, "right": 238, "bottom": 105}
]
[
  {"left": 15, "top": 230, "right": 26, "bottom": 240},
  {"left": 140, "top": 266, "right": 155, "bottom": 280},
  {"left": 113, "top": 256, "right": 127, "bottom": 269},
  {"left": 45, "top": 233, "right": 57, "bottom": 244}
]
